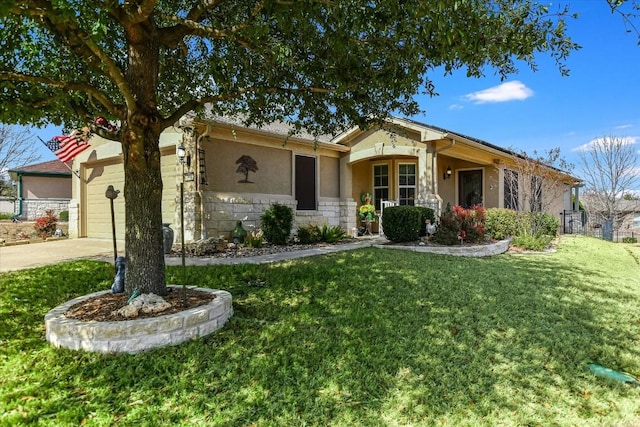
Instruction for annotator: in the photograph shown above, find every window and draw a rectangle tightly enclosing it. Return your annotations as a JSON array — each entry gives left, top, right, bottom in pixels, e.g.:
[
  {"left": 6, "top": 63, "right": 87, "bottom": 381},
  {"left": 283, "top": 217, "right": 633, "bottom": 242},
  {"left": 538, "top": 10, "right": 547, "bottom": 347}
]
[
  {"left": 373, "top": 164, "right": 389, "bottom": 211},
  {"left": 295, "top": 155, "right": 316, "bottom": 210},
  {"left": 398, "top": 163, "right": 416, "bottom": 206},
  {"left": 633, "top": 213, "right": 640, "bottom": 229},
  {"left": 530, "top": 175, "right": 543, "bottom": 212},
  {"left": 504, "top": 169, "right": 518, "bottom": 210}
]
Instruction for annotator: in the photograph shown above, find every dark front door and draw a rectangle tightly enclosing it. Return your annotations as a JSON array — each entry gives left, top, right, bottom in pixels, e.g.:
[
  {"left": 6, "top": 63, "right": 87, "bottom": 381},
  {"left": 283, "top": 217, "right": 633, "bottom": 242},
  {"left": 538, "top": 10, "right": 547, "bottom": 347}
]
[{"left": 458, "top": 169, "right": 483, "bottom": 208}]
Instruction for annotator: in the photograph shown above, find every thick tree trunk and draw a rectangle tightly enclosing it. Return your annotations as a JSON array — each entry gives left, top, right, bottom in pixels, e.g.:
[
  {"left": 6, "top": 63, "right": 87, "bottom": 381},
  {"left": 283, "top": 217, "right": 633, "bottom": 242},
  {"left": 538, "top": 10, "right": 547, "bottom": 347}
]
[{"left": 123, "top": 125, "right": 166, "bottom": 296}]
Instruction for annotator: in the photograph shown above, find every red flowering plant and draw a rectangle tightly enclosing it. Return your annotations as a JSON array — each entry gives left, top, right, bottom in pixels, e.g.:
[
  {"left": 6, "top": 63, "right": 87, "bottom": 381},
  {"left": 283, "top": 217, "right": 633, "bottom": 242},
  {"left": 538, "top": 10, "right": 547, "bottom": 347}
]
[
  {"left": 434, "top": 204, "right": 486, "bottom": 245},
  {"left": 452, "top": 204, "right": 486, "bottom": 243},
  {"left": 33, "top": 209, "right": 58, "bottom": 239}
]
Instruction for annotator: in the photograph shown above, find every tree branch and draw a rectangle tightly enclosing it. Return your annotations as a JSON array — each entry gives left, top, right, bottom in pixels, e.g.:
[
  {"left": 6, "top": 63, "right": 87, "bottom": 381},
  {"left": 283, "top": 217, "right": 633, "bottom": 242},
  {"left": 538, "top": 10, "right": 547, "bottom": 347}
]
[
  {"left": 16, "top": 1, "right": 136, "bottom": 113},
  {"left": 0, "top": 72, "right": 121, "bottom": 119}
]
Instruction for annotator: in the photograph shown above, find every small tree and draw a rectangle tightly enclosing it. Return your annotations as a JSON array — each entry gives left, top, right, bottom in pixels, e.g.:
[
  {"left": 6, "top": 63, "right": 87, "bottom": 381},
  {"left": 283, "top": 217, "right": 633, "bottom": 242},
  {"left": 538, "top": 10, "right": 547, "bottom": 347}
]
[
  {"left": 578, "top": 135, "right": 639, "bottom": 228},
  {"left": 0, "top": 126, "right": 41, "bottom": 179}
]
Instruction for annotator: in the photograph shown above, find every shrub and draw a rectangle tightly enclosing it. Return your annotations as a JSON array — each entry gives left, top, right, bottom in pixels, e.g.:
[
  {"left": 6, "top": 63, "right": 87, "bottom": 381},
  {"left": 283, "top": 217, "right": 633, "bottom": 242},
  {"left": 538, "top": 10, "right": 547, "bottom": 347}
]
[
  {"left": 622, "top": 237, "right": 638, "bottom": 244},
  {"left": 296, "top": 224, "right": 320, "bottom": 244},
  {"left": 433, "top": 204, "right": 486, "bottom": 245},
  {"left": 0, "top": 212, "right": 14, "bottom": 220},
  {"left": 529, "top": 212, "right": 559, "bottom": 237},
  {"left": 245, "top": 230, "right": 264, "bottom": 248},
  {"left": 260, "top": 203, "right": 293, "bottom": 245},
  {"left": 34, "top": 209, "right": 58, "bottom": 238},
  {"left": 317, "top": 223, "right": 346, "bottom": 243},
  {"left": 433, "top": 205, "right": 460, "bottom": 245},
  {"left": 59, "top": 210, "right": 69, "bottom": 222},
  {"left": 485, "top": 208, "right": 519, "bottom": 240},
  {"left": 381, "top": 206, "right": 422, "bottom": 242},
  {"left": 297, "top": 223, "right": 346, "bottom": 244}
]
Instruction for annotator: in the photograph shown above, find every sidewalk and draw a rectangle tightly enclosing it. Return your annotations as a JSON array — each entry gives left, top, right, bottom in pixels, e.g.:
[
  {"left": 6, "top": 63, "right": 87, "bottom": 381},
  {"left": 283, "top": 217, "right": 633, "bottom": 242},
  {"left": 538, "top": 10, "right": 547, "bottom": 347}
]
[
  {"left": 0, "top": 238, "right": 123, "bottom": 272},
  {"left": 0, "top": 236, "right": 384, "bottom": 273}
]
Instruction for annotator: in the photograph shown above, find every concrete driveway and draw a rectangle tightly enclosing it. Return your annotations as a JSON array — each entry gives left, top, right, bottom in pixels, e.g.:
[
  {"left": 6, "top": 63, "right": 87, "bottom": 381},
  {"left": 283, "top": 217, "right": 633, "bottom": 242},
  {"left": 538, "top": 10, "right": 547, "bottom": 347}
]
[{"left": 0, "top": 238, "right": 122, "bottom": 272}]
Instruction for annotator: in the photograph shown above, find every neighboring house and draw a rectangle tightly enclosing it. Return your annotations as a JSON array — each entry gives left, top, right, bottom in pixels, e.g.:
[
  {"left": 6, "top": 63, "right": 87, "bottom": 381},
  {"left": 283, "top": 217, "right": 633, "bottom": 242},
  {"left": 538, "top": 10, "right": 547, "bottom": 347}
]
[
  {"left": 68, "top": 116, "right": 582, "bottom": 241},
  {"left": 580, "top": 194, "right": 640, "bottom": 234},
  {"left": 8, "top": 160, "right": 72, "bottom": 220}
]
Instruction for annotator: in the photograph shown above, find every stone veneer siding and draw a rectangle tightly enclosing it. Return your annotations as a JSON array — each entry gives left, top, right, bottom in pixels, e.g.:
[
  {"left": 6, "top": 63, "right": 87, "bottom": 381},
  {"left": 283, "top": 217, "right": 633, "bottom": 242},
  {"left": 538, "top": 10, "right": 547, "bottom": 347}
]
[
  {"left": 19, "top": 199, "right": 70, "bottom": 220},
  {"left": 45, "top": 287, "right": 232, "bottom": 354},
  {"left": 199, "top": 191, "right": 357, "bottom": 240}
]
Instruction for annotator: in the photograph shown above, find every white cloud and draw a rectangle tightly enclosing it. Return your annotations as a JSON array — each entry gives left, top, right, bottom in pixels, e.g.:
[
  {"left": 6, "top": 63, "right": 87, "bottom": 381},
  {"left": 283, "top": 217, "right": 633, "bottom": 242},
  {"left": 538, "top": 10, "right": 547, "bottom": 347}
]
[
  {"left": 448, "top": 104, "right": 463, "bottom": 110},
  {"left": 464, "top": 81, "right": 534, "bottom": 104},
  {"left": 572, "top": 135, "right": 638, "bottom": 152},
  {"left": 615, "top": 124, "right": 633, "bottom": 130}
]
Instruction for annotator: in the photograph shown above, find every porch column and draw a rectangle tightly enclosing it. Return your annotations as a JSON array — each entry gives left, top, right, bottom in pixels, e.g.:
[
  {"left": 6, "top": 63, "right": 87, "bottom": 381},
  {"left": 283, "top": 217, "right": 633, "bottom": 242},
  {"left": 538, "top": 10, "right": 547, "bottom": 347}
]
[
  {"left": 420, "top": 141, "right": 441, "bottom": 215},
  {"left": 339, "top": 156, "right": 357, "bottom": 234},
  {"left": 175, "top": 131, "right": 202, "bottom": 243}
]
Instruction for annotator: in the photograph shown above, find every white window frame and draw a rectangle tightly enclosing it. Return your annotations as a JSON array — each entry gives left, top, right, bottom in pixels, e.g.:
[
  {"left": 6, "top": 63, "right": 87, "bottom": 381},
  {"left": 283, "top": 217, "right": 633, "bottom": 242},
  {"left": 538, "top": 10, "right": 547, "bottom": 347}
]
[
  {"left": 397, "top": 162, "right": 417, "bottom": 206},
  {"left": 372, "top": 163, "right": 389, "bottom": 211}
]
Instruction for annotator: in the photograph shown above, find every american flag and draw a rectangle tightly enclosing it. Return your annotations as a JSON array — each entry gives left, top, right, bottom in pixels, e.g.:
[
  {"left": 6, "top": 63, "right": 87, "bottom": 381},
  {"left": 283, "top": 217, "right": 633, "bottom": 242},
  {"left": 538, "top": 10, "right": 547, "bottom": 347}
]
[{"left": 43, "top": 129, "right": 91, "bottom": 163}]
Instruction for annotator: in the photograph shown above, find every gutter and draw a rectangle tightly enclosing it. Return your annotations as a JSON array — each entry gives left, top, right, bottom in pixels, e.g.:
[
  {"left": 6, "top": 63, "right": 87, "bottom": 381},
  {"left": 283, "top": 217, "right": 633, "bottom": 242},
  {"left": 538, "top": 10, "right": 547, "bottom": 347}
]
[{"left": 14, "top": 172, "right": 23, "bottom": 220}]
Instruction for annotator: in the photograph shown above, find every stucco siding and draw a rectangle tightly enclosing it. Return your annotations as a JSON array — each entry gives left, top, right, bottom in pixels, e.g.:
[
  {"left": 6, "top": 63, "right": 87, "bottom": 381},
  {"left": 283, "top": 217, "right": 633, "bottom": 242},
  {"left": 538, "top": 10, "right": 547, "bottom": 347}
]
[
  {"left": 23, "top": 175, "right": 71, "bottom": 199},
  {"left": 205, "top": 139, "right": 292, "bottom": 195},
  {"left": 319, "top": 155, "right": 339, "bottom": 198}
]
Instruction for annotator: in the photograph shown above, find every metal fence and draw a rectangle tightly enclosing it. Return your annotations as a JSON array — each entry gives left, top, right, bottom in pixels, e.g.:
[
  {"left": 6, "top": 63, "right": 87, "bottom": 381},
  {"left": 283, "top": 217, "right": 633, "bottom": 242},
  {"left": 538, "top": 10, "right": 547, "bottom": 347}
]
[{"left": 561, "top": 210, "right": 637, "bottom": 242}]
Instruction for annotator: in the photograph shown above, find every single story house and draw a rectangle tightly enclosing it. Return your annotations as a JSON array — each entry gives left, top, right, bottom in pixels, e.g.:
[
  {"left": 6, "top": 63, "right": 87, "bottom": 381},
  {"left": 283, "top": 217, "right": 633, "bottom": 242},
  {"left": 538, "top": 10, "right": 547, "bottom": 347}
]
[
  {"left": 8, "top": 160, "right": 72, "bottom": 220},
  {"left": 67, "top": 116, "right": 582, "bottom": 241},
  {"left": 579, "top": 195, "right": 640, "bottom": 234}
]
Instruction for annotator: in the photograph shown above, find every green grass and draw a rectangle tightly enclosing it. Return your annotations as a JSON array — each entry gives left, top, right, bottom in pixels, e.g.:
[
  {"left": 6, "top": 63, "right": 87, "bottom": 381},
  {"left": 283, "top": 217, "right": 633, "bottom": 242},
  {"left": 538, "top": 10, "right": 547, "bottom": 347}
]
[{"left": 1, "top": 235, "right": 639, "bottom": 426}]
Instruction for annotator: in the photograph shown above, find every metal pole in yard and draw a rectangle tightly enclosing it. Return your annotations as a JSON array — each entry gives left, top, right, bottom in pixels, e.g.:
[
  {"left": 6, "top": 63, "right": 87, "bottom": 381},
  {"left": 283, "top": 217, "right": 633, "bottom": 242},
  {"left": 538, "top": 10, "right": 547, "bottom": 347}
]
[{"left": 105, "top": 185, "right": 120, "bottom": 267}]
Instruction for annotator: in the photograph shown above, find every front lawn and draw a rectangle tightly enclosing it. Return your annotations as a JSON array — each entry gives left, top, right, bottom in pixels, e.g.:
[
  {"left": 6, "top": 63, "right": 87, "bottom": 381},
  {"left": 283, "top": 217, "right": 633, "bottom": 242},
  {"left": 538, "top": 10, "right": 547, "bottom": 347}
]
[{"left": 1, "top": 235, "right": 639, "bottom": 426}]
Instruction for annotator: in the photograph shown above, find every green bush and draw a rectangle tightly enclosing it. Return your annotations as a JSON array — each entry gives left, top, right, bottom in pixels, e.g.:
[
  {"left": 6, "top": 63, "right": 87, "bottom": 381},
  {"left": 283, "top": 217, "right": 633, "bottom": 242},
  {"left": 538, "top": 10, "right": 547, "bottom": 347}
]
[
  {"left": 318, "top": 223, "right": 346, "bottom": 243},
  {"left": 511, "top": 235, "right": 554, "bottom": 251},
  {"left": 486, "top": 209, "right": 558, "bottom": 240},
  {"left": 485, "top": 208, "right": 519, "bottom": 240},
  {"left": 296, "top": 224, "right": 320, "bottom": 244},
  {"left": 381, "top": 206, "right": 422, "bottom": 242},
  {"left": 59, "top": 210, "right": 69, "bottom": 222},
  {"left": 297, "top": 223, "right": 346, "bottom": 244},
  {"left": 244, "top": 230, "right": 264, "bottom": 248},
  {"left": 0, "top": 212, "right": 15, "bottom": 220},
  {"left": 528, "top": 212, "right": 559, "bottom": 237},
  {"left": 622, "top": 237, "right": 638, "bottom": 244},
  {"left": 260, "top": 203, "right": 293, "bottom": 245}
]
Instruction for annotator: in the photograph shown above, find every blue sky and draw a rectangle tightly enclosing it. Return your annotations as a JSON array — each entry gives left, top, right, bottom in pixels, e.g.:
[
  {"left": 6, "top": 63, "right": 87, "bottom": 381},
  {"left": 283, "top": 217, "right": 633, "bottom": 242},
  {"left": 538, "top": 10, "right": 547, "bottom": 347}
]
[
  {"left": 409, "top": 0, "right": 640, "bottom": 185},
  {"left": 24, "top": 1, "right": 640, "bottom": 187}
]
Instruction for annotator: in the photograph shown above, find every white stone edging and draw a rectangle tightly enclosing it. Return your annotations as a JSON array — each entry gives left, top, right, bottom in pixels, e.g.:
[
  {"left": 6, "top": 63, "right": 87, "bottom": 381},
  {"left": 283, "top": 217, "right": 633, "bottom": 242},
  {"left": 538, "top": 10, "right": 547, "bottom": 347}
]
[
  {"left": 375, "top": 239, "right": 511, "bottom": 257},
  {"left": 45, "top": 287, "right": 232, "bottom": 354}
]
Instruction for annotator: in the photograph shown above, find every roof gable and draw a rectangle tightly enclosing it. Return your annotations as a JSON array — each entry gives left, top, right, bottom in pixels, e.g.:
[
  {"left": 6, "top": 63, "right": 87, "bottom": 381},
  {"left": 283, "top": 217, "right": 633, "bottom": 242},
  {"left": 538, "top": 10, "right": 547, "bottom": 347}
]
[{"left": 8, "top": 160, "right": 71, "bottom": 176}]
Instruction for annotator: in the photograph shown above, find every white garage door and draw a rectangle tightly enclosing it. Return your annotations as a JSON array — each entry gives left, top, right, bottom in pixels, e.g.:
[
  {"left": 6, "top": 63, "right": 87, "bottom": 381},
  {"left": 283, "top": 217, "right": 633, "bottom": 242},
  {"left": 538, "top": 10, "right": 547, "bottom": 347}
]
[{"left": 82, "top": 154, "right": 177, "bottom": 239}]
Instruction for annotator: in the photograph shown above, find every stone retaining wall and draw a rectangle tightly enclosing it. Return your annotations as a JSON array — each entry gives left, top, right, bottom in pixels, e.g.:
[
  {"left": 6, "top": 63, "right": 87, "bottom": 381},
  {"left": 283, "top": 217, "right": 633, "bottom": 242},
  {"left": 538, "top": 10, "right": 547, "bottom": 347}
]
[
  {"left": 45, "top": 287, "right": 232, "bottom": 354},
  {"left": 376, "top": 239, "right": 511, "bottom": 257}
]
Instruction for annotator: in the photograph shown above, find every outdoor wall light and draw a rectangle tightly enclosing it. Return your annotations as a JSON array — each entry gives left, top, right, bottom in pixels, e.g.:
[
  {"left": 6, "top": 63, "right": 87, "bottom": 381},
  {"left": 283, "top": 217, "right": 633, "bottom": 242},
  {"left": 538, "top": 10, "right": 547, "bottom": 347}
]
[
  {"left": 443, "top": 166, "right": 452, "bottom": 180},
  {"left": 176, "top": 144, "right": 186, "bottom": 163}
]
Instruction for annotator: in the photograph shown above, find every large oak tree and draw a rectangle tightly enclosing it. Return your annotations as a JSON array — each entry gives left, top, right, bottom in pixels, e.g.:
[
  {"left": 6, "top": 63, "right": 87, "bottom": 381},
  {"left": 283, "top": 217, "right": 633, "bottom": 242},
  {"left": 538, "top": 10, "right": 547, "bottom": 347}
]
[{"left": 1, "top": 0, "right": 581, "bottom": 295}]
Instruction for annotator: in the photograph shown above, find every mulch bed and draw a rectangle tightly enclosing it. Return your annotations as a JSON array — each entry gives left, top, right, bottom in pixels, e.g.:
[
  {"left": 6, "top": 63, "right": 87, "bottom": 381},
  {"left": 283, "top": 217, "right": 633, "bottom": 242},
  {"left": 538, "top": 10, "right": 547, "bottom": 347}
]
[{"left": 65, "top": 287, "right": 216, "bottom": 322}]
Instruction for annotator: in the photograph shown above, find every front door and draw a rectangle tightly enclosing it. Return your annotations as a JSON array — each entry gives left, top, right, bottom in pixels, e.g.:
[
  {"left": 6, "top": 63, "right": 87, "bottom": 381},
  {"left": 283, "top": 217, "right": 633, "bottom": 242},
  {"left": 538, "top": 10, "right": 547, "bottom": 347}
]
[{"left": 458, "top": 169, "right": 483, "bottom": 208}]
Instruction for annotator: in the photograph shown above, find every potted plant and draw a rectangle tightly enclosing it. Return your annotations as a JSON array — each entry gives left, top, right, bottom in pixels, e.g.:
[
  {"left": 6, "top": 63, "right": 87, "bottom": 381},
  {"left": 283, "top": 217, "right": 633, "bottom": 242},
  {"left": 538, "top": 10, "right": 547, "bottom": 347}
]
[{"left": 358, "top": 192, "right": 376, "bottom": 234}]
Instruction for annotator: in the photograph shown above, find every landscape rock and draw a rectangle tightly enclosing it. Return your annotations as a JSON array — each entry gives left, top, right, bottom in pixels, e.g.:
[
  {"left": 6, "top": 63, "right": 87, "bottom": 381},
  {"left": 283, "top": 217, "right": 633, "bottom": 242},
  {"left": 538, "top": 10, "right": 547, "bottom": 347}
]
[{"left": 116, "top": 293, "right": 172, "bottom": 318}]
